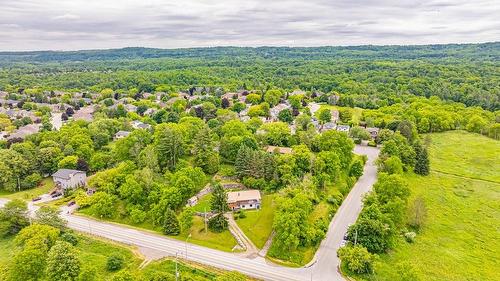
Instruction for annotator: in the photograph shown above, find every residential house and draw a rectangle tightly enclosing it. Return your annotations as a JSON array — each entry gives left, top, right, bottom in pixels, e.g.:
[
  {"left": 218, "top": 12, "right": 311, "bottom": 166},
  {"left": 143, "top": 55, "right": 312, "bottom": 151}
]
[
  {"left": 265, "top": 145, "right": 293, "bottom": 154},
  {"left": 52, "top": 169, "right": 87, "bottom": 190},
  {"left": 336, "top": 125, "right": 351, "bottom": 133},
  {"left": 320, "top": 122, "right": 337, "bottom": 132},
  {"left": 366, "top": 127, "right": 380, "bottom": 139},
  {"left": 130, "top": 120, "right": 152, "bottom": 130},
  {"left": 114, "top": 130, "right": 131, "bottom": 140},
  {"left": 270, "top": 103, "right": 291, "bottom": 121},
  {"left": 73, "top": 106, "right": 94, "bottom": 122},
  {"left": 227, "top": 190, "right": 261, "bottom": 210},
  {"left": 7, "top": 124, "right": 41, "bottom": 140}
]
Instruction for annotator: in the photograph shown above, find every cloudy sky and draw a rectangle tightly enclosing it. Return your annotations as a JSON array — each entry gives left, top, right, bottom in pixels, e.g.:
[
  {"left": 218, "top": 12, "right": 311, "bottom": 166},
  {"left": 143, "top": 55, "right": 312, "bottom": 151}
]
[{"left": 0, "top": 0, "right": 499, "bottom": 51}]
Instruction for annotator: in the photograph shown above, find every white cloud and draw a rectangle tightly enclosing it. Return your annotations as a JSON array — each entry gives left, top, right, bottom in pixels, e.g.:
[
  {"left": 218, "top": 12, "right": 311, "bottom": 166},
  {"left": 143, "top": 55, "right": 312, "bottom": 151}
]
[
  {"left": 0, "top": 0, "right": 498, "bottom": 50},
  {"left": 52, "top": 13, "right": 81, "bottom": 20}
]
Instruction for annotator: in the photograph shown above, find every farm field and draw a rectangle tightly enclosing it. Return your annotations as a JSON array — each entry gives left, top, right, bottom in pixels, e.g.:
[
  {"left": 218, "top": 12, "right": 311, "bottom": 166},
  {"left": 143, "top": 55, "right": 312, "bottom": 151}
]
[{"left": 369, "top": 131, "right": 500, "bottom": 281}]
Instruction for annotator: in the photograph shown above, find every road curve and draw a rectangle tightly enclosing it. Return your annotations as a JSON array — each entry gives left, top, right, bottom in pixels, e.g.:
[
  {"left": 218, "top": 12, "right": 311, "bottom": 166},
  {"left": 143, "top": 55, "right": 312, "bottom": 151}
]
[{"left": 1, "top": 145, "right": 379, "bottom": 281}]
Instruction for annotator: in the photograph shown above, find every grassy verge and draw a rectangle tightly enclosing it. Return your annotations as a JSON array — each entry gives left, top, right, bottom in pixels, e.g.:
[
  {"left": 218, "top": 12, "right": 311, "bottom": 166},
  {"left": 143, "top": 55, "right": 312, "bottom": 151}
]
[
  {"left": 0, "top": 177, "right": 54, "bottom": 200},
  {"left": 0, "top": 232, "right": 230, "bottom": 281},
  {"left": 364, "top": 131, "right": 500, "bottom": 281},
  {"left": 235, "top": 194, "right": 277, "bottom": 248},
  {"left": 78, "top": 203, "right": 238, "bottom": 252}
]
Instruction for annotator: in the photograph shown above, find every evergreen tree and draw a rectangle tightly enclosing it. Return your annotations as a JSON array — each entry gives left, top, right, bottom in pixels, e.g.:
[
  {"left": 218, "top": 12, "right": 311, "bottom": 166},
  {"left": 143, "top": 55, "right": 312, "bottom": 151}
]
[
  {"left": 163, "top": 208, "right": 180, "bottom": 235},
  {"left": 194, "top": 126, "right": 219, "bottom": 174},
  {"left": 155, "top": 124, "right": 184, "bottom": 171},
  {"left": 235, "top": 145, "right": 252, "bottom": 178},
  {"left": 414, "top": 144, "right": 430, "bottom": 175},
  {"left": 209, "top": 183, "right": 229, "bottom": 232}
]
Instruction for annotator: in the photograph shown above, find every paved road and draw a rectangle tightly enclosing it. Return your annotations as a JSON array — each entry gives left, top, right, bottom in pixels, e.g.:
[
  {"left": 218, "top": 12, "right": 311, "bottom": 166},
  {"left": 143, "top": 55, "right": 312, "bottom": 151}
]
[
  {"left": 0, "top": 145, "right": 379, "bottom": 281},
  {"left": 310, "top": 145, "right": 380, "bottom": 280}
]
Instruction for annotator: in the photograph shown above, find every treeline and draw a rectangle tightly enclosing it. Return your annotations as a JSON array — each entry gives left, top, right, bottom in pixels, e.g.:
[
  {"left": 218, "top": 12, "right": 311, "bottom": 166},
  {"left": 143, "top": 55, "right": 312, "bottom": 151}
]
[
  {"left": 0, "top": 44, "right": 499, "bottom": 110},
  {"left": 1, "top": 43, "right": 499, "bottom": 63}
]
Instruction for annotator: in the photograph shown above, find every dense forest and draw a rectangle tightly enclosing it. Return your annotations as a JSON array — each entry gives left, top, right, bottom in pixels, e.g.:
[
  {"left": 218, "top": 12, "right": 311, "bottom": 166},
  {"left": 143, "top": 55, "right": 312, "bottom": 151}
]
[{"left": 0, "top": 43, "right": 499, "bottom": 110}]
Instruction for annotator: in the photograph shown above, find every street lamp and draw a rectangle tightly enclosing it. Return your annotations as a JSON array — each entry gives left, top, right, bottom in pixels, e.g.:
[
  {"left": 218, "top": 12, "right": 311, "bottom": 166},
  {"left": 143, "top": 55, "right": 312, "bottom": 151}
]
[{"left": 185, "top": 233, "right": 192, "bottom": 260}]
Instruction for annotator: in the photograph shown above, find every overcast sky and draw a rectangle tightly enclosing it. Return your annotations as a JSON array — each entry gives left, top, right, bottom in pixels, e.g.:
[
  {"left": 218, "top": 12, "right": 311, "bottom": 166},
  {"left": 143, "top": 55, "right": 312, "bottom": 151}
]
[{"left": 0, "top": 0, "right": 499, "bottom": 51}]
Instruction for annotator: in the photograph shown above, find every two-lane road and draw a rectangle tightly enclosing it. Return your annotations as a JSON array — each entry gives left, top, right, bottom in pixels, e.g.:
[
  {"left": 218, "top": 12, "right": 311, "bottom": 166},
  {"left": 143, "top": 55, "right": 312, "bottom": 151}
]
[{"left": 1, "top": 145, "right": 379, "bottom": 281}]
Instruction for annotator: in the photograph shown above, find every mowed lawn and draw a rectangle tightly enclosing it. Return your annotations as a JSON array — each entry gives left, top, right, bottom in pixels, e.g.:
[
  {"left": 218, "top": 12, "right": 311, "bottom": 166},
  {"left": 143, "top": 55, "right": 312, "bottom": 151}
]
[
  {"left": 236, "top": 194, "right": 277, "bottom": 248},
  {"left": 372, "top": 131, "right": 500, "bottom": 281}
]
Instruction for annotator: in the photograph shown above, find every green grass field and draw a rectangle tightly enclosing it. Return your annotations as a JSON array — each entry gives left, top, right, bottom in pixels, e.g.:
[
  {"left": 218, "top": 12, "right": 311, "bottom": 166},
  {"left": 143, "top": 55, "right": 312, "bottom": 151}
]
[
  {"left": 235, "top": 194, "right": 277, "bottom": 248},
  {"left": 367, "top": 131, "right": 500, "bottom": 281}
]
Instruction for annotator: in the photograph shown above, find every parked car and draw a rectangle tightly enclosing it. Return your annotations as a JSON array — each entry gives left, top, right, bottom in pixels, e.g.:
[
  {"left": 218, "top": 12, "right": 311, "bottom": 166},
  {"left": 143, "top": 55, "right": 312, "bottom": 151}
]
[
  {"left": 67, "top": 201, "right": 76, "bottom": 207},
  {"left": 51, "top": 192, "right": 62, "bottom": 198},
  {"left": 32, "top": 197, "right": 42, "bottom": 202}
]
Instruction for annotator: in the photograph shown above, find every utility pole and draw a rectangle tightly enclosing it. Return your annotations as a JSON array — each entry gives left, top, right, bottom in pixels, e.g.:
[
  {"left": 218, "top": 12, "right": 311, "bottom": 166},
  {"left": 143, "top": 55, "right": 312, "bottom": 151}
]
[
  {"left": 354, "top": 229, "right": 358, "bottom": 246},
  {"left": 185, "top": 233, "right": 191, "bottom": 259},
  {"left": 204, "top": 207, "right": 207, "bottom": 234},
  {"left": 175, "top": 252, "right": 179, "bottom": 281}
]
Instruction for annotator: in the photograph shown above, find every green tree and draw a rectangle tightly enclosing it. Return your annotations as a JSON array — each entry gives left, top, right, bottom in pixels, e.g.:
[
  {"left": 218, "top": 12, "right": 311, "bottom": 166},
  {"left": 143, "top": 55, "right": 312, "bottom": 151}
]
[
  {"left": 9, "top": 239, "right": 48, "bottom": 281},
  {"left": 45, "top": 241, "right": 81, "bottom": 281},
  {"left": 194, "top": 126, "right": 219, "bottom": 174},
  {"left": 318, "top": 108, "right": 332, "bottom": 124},
  {"left": 337, "top": 245, "right": 374, "bottom": 274},
  {"left": 209, "top": 183, "right": 229, "bottom": 232},
  {"left": 35, "top": 206, "right": 67, "bottom": 230},
  {"left": 155, "top": 123, "right": 185, "bottom": 171},
  {"left": 106, "top": 254, "right": 124, "bottom": 271},
  {"left": 264, "top": 89, "right": 282, "bottom": 107},
  {"left": 163, "top": 208, "right": 180, "bottom": 235},
  {"left": 0, "top": 199, "right": 29, "bottom": 237},
  {"left": 178, "top": 207, "right": 194, "bottom": 233},
  {"left": 381, "top": 156, "right": 404, "bottom": 174},
  {"left": 278, "top": 109, "right": 293, "bottom": 123},
  {"left": 414, "top": 143, "right": 430, "bottom": 175},
  {"left": 58, "top": 155, "right": 79, "bottom": 169}
]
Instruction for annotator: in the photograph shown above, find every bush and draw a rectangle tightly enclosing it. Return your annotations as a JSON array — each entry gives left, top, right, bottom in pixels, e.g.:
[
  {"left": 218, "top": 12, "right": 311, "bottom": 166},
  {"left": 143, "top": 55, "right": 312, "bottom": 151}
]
[
  {"left": 236, "top": 210, "right": 246, "bottom": 219},
  {"left": 354, "top": 138, "right": 362, "bottom": 144},
  {"left": 367, "top": 140, "right": 377, "bottom": 147},
  {"left": 106, "top": 254, "right": 124, "bottom": 271},
  {"left": 61, "top": 232, "right": 78, "bottom": 246},
  {"left": 404, "top": 231, "right": 416, "bottom": 243},
  {"left": 129, "top": 208, "right": 147, "bottom": 224},
  {"left": 338, "top": 245, "right": 374, "bottom": 274}
]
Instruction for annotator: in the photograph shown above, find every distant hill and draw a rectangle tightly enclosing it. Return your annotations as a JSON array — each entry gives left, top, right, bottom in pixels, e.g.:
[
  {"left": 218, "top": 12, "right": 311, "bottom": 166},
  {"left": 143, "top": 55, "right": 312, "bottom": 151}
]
[{"left": 0, "top": 42, "right": 499, "bottom": 63}]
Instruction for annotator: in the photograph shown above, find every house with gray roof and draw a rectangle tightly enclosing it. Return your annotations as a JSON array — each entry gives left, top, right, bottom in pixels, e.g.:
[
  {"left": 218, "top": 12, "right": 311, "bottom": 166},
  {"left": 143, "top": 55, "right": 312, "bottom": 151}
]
[{"left": 52, "top": 169, "right": 86, "bottom": 190}]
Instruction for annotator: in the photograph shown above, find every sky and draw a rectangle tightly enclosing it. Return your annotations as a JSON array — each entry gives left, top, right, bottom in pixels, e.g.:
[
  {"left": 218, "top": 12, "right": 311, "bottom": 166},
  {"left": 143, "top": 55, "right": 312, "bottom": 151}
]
[{"left": 0, "top": 0, "right": 499, "bottom": 51}]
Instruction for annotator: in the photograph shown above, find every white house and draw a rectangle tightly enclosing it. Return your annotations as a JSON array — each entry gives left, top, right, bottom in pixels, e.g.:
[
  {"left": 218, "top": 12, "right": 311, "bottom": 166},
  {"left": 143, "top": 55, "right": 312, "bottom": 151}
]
[
  {"left": 52, "top": 169, "right": 87, "bottom": 190},
  {"left": 227, "top": 190, "right": 261, "bottom": 210}
]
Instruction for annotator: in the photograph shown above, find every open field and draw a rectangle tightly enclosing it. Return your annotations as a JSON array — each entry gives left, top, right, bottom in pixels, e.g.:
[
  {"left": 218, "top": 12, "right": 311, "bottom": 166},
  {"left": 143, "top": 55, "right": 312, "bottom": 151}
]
[
  {"left": 368, "top": 131, "right": 500, "bottom": 281},
  {"left": 235, "top": 194, "right": 277, "bottom": 248}
]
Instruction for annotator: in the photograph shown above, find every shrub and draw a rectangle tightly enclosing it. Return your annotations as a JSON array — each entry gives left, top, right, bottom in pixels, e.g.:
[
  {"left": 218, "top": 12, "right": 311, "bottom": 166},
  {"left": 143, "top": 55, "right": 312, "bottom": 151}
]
[
  {"left": 61, "top": 232, "right": 78, "bottom": 246},
  {"left": 404, "top": 231, "right": 416, "bottom": 243},
  {"left": 237, "top": 210, "right": 246, "bottom": 219},
  {"left": 367, "top": 140, "right": 377, "bottom": 147},
  {"left": 106, "top": 254, "right": 124, "bottom": 271},
  {"left": 338, "top": 245, "right": 374, "bottom": 274}
]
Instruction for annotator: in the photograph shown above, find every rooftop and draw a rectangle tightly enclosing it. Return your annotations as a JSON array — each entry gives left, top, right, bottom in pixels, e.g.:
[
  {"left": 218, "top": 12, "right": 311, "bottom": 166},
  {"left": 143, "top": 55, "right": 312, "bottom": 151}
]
[{"left": 227, "top": 190, "right": 261, "bottom": 203}]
